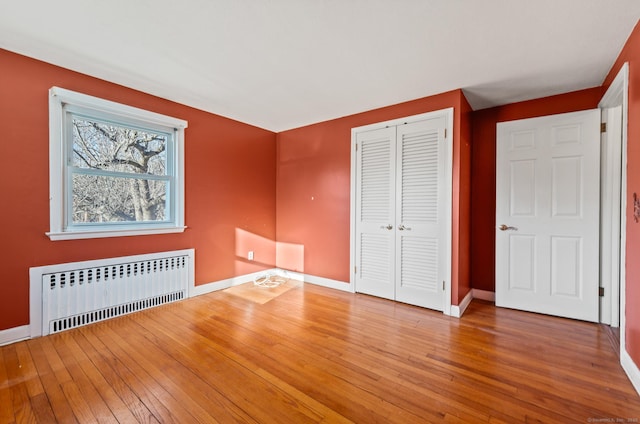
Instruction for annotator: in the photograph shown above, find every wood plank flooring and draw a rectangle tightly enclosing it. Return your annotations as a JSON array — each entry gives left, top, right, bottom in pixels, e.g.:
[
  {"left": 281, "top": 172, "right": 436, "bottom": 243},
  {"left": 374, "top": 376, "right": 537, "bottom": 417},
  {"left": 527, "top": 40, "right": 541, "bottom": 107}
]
[{"left": 2, "top": 281, "right": 640, "bottom": 423}]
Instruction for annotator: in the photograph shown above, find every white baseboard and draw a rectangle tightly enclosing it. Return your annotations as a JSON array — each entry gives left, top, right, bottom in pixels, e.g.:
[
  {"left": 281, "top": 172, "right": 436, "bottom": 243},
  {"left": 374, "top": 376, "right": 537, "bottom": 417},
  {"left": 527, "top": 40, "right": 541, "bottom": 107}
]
[
  {"left": 279, "top": 269, "right": 353, "bottom": 292},
  {"left": 621, "top": 349, "right": 640, "bottom": 397},
  {"left": 472, "top": 289, "right": 496, "bottom": 302},
  {"left": 449, "top": 289, "right": 495, "bottom": 318},
  {"left": 189, "top": 268, "right": 280, "bottom": 297},
  {"left": 450, "top": 290, "right": 473, "bottom": 318},
  {"left": 190, "top": 268, "right": 353, "bottom": 298},
  {"left": 0, "top": 325, "right": 30, "bottom": 347}
]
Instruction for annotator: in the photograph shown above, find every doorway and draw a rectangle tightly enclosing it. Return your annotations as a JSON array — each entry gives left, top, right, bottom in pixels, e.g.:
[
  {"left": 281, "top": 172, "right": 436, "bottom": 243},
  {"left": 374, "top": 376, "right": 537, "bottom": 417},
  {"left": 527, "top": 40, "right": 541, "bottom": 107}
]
[
  {"left": 494, "top": 63, "right": 627, "bottom": 330},
  {"left": 598, "top": 63, "right": 628, "bottom": 342},
  {"left": 350, "top": 108, "right": 453, "bottom": 313}
]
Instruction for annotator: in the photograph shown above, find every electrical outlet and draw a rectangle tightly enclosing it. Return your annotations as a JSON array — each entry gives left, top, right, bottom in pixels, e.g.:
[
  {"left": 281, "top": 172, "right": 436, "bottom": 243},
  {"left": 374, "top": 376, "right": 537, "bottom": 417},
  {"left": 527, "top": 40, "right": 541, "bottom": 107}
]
[{"left": 248, "top": 251, "right": 254, "bottom": 261}]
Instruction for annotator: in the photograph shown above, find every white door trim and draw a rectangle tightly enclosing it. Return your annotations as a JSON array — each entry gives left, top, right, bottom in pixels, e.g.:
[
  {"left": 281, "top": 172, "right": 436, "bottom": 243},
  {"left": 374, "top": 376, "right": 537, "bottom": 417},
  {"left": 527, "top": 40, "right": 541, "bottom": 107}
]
[
  {"left": 599, "top": 105, "right": 622, "bottom": 326},
  {"left": 350, "top": 108, "right": 454, "bottom": 315},
  {"left": 598, "top": 63, "right": 629, "bottom": 347}
]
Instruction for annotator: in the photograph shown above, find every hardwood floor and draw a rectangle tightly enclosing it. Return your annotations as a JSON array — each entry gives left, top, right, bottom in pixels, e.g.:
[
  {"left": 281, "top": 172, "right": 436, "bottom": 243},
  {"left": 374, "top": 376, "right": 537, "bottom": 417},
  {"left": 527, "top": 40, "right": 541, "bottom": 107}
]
[{"left": 2, "top": 281, "right": 639, "bottom": 423}]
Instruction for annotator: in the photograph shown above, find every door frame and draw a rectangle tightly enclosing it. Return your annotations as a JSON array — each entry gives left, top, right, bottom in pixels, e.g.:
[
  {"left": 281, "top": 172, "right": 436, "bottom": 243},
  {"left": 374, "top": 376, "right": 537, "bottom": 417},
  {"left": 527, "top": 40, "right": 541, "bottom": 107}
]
[
  {"left": 599, "top": 105, "right": 622, "bottom": 326},
  {"left": 598, "top": 63, "right": 628, "bottom": 340},
  {"left": 349, "top": 108, "right": 454, "bottom": 315}
]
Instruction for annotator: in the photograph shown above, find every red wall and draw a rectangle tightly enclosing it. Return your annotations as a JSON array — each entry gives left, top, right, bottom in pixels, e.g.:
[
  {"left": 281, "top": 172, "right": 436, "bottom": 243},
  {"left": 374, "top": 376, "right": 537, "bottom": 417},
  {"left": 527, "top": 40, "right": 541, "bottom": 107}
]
[
  {"left": 0, "top": 49, "right": 277, "bottom": 331},
  {"left": 454, "top": 95, "right": 473, "bottom": 304},
  {"left": 469, "top": 88, "right": 604, "bottom": 293},
  {"left": 276, "top": 90, "right": 472, "bottom": 305},
  {"left": 6, "top": 25, "right": 634, "bottom": 335},
  {"left": 603, "top": 20, "right": 640, "bottom": 368}
]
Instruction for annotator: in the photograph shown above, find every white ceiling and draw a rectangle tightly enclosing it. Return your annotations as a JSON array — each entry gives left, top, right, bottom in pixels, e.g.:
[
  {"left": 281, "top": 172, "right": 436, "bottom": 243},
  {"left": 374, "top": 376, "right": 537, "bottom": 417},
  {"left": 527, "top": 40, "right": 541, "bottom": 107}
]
[{"left": 1, "top": 1, "right": 639, "bottom": 132}]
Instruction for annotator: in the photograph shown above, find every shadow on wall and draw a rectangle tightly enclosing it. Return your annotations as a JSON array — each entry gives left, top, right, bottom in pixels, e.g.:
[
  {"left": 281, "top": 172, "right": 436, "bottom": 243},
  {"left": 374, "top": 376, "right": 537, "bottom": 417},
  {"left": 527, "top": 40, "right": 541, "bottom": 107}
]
[{"left": 234, "top": 228, "right": 304, "bottom": 275}]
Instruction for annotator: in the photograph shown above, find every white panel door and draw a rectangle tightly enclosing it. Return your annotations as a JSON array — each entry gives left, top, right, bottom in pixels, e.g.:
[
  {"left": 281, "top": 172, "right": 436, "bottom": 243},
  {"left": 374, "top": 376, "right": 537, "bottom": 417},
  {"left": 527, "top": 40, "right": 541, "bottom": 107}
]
[
  {"left": 395, "top": 118, "right": 446, "bottom": 310},
  {"left": 496, "top": 109, "right": 600, "bottom": 322},
  {"left": 355, "top": 127, "right": 396, "bottom": 300}
]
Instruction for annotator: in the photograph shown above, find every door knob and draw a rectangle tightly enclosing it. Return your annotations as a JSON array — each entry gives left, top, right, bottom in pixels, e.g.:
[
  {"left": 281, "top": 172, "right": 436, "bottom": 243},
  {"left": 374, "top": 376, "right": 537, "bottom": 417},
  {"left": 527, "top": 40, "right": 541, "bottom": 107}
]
[
  {"left": 380, "top": 224, "right": 393, "bottom": 230},
  {"left": 398, "top": 224, "right": 412, "bottom": 231},
  {"left": 499, "top": 224, "right": 518, "bottom": 231}
]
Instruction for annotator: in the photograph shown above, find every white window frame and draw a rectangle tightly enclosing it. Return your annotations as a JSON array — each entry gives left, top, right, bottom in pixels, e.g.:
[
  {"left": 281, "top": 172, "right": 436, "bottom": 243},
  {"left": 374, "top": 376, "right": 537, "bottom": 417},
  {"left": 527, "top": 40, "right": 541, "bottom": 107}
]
[{"left": 48, "top": 87, "right": 188, "bottom": 241}]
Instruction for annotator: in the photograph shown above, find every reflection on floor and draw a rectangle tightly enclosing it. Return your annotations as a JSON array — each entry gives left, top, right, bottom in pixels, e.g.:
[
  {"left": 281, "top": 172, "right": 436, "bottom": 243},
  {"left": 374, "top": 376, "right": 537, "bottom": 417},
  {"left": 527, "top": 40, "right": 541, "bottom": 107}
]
[{"left": 223, "top": 278, "right": 303, "bottom": 304}]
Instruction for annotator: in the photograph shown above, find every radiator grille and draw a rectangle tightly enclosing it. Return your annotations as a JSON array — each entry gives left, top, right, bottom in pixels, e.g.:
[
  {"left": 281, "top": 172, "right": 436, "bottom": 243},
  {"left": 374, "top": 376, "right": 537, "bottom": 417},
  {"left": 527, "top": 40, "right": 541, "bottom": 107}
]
[
  {"left": 51, "top": 291, "right": 184, "bottom": 333},
  {"left": 40, "top": 252, "right": 191, "bottom": 335}
]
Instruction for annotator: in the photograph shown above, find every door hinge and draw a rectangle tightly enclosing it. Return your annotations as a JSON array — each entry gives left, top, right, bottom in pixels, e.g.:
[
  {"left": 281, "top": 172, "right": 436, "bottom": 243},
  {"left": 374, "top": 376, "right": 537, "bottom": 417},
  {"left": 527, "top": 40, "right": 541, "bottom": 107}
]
[
  {"left": 354, "top": 266, "right": 357, "bottom": 274},
  {"left": 601, "top": 122, "right": 607, "bottom": 133},
  {"left": 442, "top": 280, "right": 445, "bottom": 290},
  {"left": 599, "top": 287, "right": 605, "bottom": 297},
  {"left": 355, "top": 144, "right": 358, "bottom": 151},
  {"left": 444, "top": 128, "right": 447, "bottom": 138}
]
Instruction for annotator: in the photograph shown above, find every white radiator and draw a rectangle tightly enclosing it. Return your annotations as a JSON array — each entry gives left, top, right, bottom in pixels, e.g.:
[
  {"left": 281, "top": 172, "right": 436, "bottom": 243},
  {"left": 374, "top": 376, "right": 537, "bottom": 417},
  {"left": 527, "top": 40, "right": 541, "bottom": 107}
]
[{"left": 29, "top": 249, "right": 194, "bottom": 337}]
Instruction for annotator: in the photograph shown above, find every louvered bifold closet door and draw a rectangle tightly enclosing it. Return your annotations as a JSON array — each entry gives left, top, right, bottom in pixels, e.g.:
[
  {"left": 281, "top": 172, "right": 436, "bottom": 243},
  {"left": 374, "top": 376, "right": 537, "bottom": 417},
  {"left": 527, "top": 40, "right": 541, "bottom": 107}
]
[
  {"left": 355, "top": 127, "right": 396, "bottom": 300},
  {"left": 394, "top": 119, "right": 446, "bottom": 310}
]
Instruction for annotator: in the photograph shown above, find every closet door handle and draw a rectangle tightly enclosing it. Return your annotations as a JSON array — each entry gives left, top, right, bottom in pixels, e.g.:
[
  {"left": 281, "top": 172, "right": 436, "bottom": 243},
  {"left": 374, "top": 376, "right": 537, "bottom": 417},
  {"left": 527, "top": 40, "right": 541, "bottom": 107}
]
[
  {"left": 380, "top": 224, "right": 393, "bottom": 230},
  {"left": 398, "top": 224, "right": 412, "bottom": 231}
]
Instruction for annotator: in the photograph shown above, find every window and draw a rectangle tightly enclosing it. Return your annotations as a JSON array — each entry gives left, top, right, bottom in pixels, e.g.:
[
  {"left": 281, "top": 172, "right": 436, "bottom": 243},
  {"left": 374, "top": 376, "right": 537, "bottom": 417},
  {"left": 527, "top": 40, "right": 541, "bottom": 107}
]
[{"left": 48, "top": 87, "right": 187, "bottom": 240}]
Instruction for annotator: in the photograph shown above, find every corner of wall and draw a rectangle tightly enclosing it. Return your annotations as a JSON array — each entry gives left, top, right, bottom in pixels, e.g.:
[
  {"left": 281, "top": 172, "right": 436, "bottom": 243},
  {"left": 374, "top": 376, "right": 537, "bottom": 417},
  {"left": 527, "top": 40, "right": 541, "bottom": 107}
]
[{"left": 450, "top": 289, "right": 472, "bottom": 318}]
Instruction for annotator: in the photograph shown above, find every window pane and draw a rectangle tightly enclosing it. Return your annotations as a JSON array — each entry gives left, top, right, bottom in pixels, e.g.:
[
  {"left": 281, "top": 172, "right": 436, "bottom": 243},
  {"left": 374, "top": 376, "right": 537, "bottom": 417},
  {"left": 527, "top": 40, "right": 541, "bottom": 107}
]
[
  {"left": 72, "top": 118, "right": 167, "bottom": 176},
  {"left": 72, "top": 174, "right": 168, "bottom": 223}
]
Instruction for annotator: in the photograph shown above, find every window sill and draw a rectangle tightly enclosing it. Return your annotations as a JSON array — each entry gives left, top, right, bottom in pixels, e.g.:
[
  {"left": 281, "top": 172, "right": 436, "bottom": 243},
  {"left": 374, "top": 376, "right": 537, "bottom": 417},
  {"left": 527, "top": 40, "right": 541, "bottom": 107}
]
[{"left": 46, "top": 226, "right": 187, "bottom": 241}]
